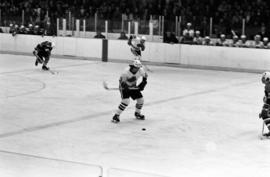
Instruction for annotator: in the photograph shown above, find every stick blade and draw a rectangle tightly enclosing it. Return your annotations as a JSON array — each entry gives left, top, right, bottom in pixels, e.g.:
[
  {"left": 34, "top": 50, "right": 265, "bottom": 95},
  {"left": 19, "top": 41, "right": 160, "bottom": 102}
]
[{"left": 103, "top": 81, "right": 109, "bottom": 90}]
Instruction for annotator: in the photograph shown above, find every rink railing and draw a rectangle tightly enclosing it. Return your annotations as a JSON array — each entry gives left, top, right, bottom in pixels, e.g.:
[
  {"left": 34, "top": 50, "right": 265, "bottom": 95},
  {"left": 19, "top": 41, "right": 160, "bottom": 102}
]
[
  {"left": 1, "top": 33, "right": 270, "bottom": 73},
  {"left": 0, "top": 150, "right": 171, "bottom": 177}
]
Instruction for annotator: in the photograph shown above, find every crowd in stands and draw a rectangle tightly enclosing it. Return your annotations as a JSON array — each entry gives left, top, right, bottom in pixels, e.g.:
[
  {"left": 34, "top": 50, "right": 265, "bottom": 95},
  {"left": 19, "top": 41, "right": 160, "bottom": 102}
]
[
  {"left": 163, "top": 22, "right": 270, "bottom": 49},
  {"left": 1, "top": 0, "right": 270, "bottom": 49}
]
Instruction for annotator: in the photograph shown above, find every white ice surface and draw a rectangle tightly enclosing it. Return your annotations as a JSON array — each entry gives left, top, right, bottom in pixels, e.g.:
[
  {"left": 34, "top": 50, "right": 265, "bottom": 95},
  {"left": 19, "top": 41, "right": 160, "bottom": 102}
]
[{"left": 0, "top": 54, "right": 269, "bottom": 177}]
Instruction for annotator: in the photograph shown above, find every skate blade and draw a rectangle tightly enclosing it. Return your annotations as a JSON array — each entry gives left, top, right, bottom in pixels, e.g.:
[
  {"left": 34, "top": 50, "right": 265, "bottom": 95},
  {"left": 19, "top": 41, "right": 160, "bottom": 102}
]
[
  {"left": 111, "top": 119, "right": 120, "bottom": 123},
  {"left": 259, "top": 135, "right": 270, "bottom": 140},
  {"left": 135, "top": 117, "right": 145, "bottom": 120}
]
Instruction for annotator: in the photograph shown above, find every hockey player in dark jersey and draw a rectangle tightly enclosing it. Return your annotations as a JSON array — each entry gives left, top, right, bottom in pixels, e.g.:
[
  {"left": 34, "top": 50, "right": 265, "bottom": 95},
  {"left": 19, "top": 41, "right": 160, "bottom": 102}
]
[
  {"left": 259, "top": 71, "right": 270, "bottom": 137},
  {"left": 33, "top": 41, "right": 55, "bottom": 70},
  {"left": 112, "top": 60, "right": 148, "bottom": 123}
]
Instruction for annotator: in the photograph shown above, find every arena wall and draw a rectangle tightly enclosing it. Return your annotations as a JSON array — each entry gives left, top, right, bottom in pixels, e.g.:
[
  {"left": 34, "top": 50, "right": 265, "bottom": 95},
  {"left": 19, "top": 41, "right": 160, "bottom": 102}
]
[{"left": 0, "top": 33, "right": 270, "bottom": 72}]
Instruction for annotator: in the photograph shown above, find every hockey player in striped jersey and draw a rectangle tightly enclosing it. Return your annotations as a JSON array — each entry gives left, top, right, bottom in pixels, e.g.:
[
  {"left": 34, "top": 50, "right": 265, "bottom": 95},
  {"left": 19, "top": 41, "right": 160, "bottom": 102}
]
[
  {"left": 128, "top": 35, "right": 153, "bottom": 72},
  {"left": 259, "top": 71, "right": 270, "bottom": 137},
  {"left": 112, "top": 60, "right": 148, "bottom": 123},
  {"left": 128, "top": 35, "right": 146, "bottom": 60}
]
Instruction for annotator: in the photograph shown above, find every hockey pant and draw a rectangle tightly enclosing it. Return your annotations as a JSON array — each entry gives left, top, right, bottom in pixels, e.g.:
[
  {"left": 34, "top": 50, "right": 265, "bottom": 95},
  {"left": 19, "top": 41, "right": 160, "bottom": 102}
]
[{"left": 260, "top": 104, "right": 270, "bottom": 130}]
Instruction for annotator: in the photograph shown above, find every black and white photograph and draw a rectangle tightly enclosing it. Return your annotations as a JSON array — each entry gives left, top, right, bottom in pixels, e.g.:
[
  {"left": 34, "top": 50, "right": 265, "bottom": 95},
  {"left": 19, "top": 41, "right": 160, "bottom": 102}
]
[{"left": 1, "top": 0, "right": 270, "bottom": 177}]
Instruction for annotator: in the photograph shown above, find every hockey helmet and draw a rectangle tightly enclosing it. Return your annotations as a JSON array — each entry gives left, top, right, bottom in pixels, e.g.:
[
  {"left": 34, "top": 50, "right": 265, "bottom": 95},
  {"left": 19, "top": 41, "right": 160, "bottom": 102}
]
[
  {"left": 233, "top": 35, "right": 238, "bottom": 39},
  {"left": 132, "top": 59, "right": 142, "bottom": 68},
  {"left": 262, "top": 71, "right": 270, "bottom": 83},
  {"left": 220, "top": 34, "right": 226, "bottom": 38},
  {"left": 241, "top": 35, "right": 246, "bottom": 39},
  {"left": 263, "top": 37, "right": 269, "bottom": 42},
  {"left": 141, "top": 36, "right": 147, "bottom": 41},
  {"left": 51, "top": 42, "right": 56, "bottom": 48}
]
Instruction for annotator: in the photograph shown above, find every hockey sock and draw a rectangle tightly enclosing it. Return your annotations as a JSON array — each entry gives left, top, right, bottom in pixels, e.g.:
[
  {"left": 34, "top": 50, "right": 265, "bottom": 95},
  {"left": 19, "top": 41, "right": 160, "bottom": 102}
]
[
  {"left": 116, "top": 99, "right": 129, "bottom": 115},
  {"left": 263, "top": 117, "right": 270, "bottom": 131},
  {"left": 135, "top": 97, "right": 144, "bottom": 113}
]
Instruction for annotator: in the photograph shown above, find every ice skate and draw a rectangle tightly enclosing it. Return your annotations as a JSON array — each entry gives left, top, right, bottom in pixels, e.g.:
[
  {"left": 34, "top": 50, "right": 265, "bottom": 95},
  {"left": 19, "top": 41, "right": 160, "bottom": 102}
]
[
  {"left": 35, "top": 59, "right": 38, "bottom": 66},
  {"left": 135, "top": 112, "right": 145, "bottom": 120},
  {"left": 42, "top": 65, "right": 50, "bottom": 71},
  {"left": 112, "top": 114, "right": 120, "bottom": 123},
  {"left": 263, "top": 131, "right": 270, "bottom": 137}
]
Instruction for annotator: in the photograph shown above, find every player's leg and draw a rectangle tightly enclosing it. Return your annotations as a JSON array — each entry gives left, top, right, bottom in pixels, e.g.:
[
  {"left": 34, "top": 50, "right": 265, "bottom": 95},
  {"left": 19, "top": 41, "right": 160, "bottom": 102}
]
[
  {"left": 131, "top": 90, "right": 145, "bottom": 120},
  {"left": 112, "top": 99, "right": 130, "bottom": 123},
  {"left": 260, "top": 104, "right": 270, "bottom": 136},
  {"left": 34, "top": 52, "right": 44, "bottom": 66},
  {"left": 112, "top": 89, "right": 130, "bottom": 123},
  {"left": 42, "top": 56, "right": 50, "bottom": 70},
  {"left": 262, "top": 117, "right": 270, "bottom": 136}
]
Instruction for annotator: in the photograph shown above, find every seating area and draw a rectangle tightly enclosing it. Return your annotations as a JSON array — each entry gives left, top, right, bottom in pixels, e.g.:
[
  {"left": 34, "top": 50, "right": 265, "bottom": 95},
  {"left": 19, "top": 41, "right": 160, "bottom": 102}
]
[{"left": 1, "top": 0, "right": 270, "bottom": 47}]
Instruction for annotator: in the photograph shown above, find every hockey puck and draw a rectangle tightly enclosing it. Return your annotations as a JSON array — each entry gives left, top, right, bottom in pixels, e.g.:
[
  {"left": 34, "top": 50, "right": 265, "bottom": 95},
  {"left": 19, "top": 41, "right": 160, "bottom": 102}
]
[{"left": 142, "top": 128, "right": 146, "bottom": 131}]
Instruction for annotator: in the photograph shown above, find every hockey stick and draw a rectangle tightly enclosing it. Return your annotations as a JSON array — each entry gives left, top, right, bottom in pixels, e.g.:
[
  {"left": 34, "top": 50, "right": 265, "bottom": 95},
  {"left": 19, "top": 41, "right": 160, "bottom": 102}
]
[
  {"left": 231, "top": 30, "right": 236, "bottom": 36},
  {"left": 143, "top": 64, "right": 153, "bottom": 72},
  {"left": 102, "top": 81, "right": 140, "bottom": 91},
  {"left": 262, "top": 121, "right": 265, "bottom": 136},
  {"left": 139, "top": 59, "right": 153, "bottom": 72},
  {"left": 103, "top": 81, "right": 119, "bottom": 90}
]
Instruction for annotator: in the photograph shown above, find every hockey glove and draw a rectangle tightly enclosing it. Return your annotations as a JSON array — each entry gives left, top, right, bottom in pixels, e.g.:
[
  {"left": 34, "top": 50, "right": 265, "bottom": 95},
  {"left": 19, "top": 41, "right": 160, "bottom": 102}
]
[
  {"left": 120, "top": 82, "right": 129, "bottom": 90},
  {"left": 138, "top": 44, "right": 145, "bottom": 51},
  {"left": 33, "top": 50, "right": 37, "bottom": 55},
  {"left": 138, "top": 77, "right": 147, "bottom": 91},
  {"left": 127, "top": 38, "right": 132, "bottom": 45}
]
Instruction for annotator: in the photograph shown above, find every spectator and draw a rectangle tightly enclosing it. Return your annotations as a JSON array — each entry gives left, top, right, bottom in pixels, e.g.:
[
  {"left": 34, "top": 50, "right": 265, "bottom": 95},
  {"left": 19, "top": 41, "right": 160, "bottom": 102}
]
[
  {"left": 258, "top": 25, "right": 270, "bottom": 39},
  {"left": 118, "top": 31, "right": 128, "bottom": 40},
  {"left": 18, "top": 25, "right": 26, "bottom": 34},
  {"left": 238, "top": 35, "right": 249, "bottom": 48},
  {"left": 250, "top": 35, "right": 263, "bottom": 48},
  {"left": 3, "top": 0, "right": 270, "bottom": 41},
  {"left": 9, "top": 24, "right": 19, "bottom": 36},
  {"left": 202, "top": 36, "right": 214, "bottom": 46},
  {"left": 181, "top": 22, "right": 194, "bottom": 44},
  {"left": 27, "top": 24, "right": 34, "bottom": 35},
  {"left": 94, "top": 31, "right": 106, "bottom": 39},
  {"left": 193, "top": 31, "right": 203, "bottom": 45},
  {"left": 262, "top": 37, "right": 270, "bottom": 49},
  {"left": 216, "top": 34, "right": 229, "bottom": 46},
  {"left": 230, "top": 35, "right": 239, "bottom": 47},
  {"left": 164, "top": 31, "right": 179, "bottom": 44}
]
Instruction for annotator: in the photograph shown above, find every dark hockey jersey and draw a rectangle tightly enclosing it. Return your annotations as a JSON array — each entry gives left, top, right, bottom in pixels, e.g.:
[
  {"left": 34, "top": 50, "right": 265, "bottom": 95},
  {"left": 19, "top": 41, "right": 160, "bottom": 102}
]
[{"left": 35, "top": 41, "right": 53, "bottom": 57}]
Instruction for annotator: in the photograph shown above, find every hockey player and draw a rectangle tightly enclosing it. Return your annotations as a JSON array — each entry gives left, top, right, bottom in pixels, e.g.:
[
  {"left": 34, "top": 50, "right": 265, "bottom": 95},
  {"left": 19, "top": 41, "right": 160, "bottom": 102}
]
[
  {"left": 127, "top": 35, "right": 146, "bottom": 60},
  {"left": 112, "top": 59, "right": 148, "bottom": 123},
  {"left": 259, "top": 71, "right": 270, "bottom": 137},
  {"left": 33, "top": 41, "right": 55, "bottom": 70},
  {"left": 127, "top": 35, "right": 152, "bottom": 72}
]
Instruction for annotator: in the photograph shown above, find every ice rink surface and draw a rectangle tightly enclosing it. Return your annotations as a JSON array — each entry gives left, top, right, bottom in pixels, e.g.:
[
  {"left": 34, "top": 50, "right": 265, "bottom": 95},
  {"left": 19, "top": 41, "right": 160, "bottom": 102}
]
[{"left": 0, "top": 53, "right": 270, "bottom": 177}]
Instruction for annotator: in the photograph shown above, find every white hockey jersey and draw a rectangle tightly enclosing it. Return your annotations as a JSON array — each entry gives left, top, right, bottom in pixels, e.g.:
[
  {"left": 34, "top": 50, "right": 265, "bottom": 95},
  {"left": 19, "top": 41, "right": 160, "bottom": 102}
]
[{"left": 119, "top": 67, "right": 147, "bottom": 88}]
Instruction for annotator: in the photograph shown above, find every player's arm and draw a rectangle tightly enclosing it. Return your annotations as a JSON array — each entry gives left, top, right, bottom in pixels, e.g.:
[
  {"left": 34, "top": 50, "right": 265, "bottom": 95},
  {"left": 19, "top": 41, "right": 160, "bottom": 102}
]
[
  {"left": 138, "top": 71, "right": 148, "bottom": 91},
  {"left": 127, "top": 35, "right": 133, "bottom": 45},
  {"left": 34, "top": 44, "right": 42, "bottom": 51},
  {"left": 142, "top": 44, "right": 145, "bottom": 51},
  {"left": 119, "top": 73, "right": 130, "bottom": 90},
  {"left": 119, "top": 74, "right": 140, "bottom": 90},
  {"left": 33, "top": 44, "right": 42, "bottom": 55},
  {"left": 139, "top": 43, "right": 145, "bottom": 51}
]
